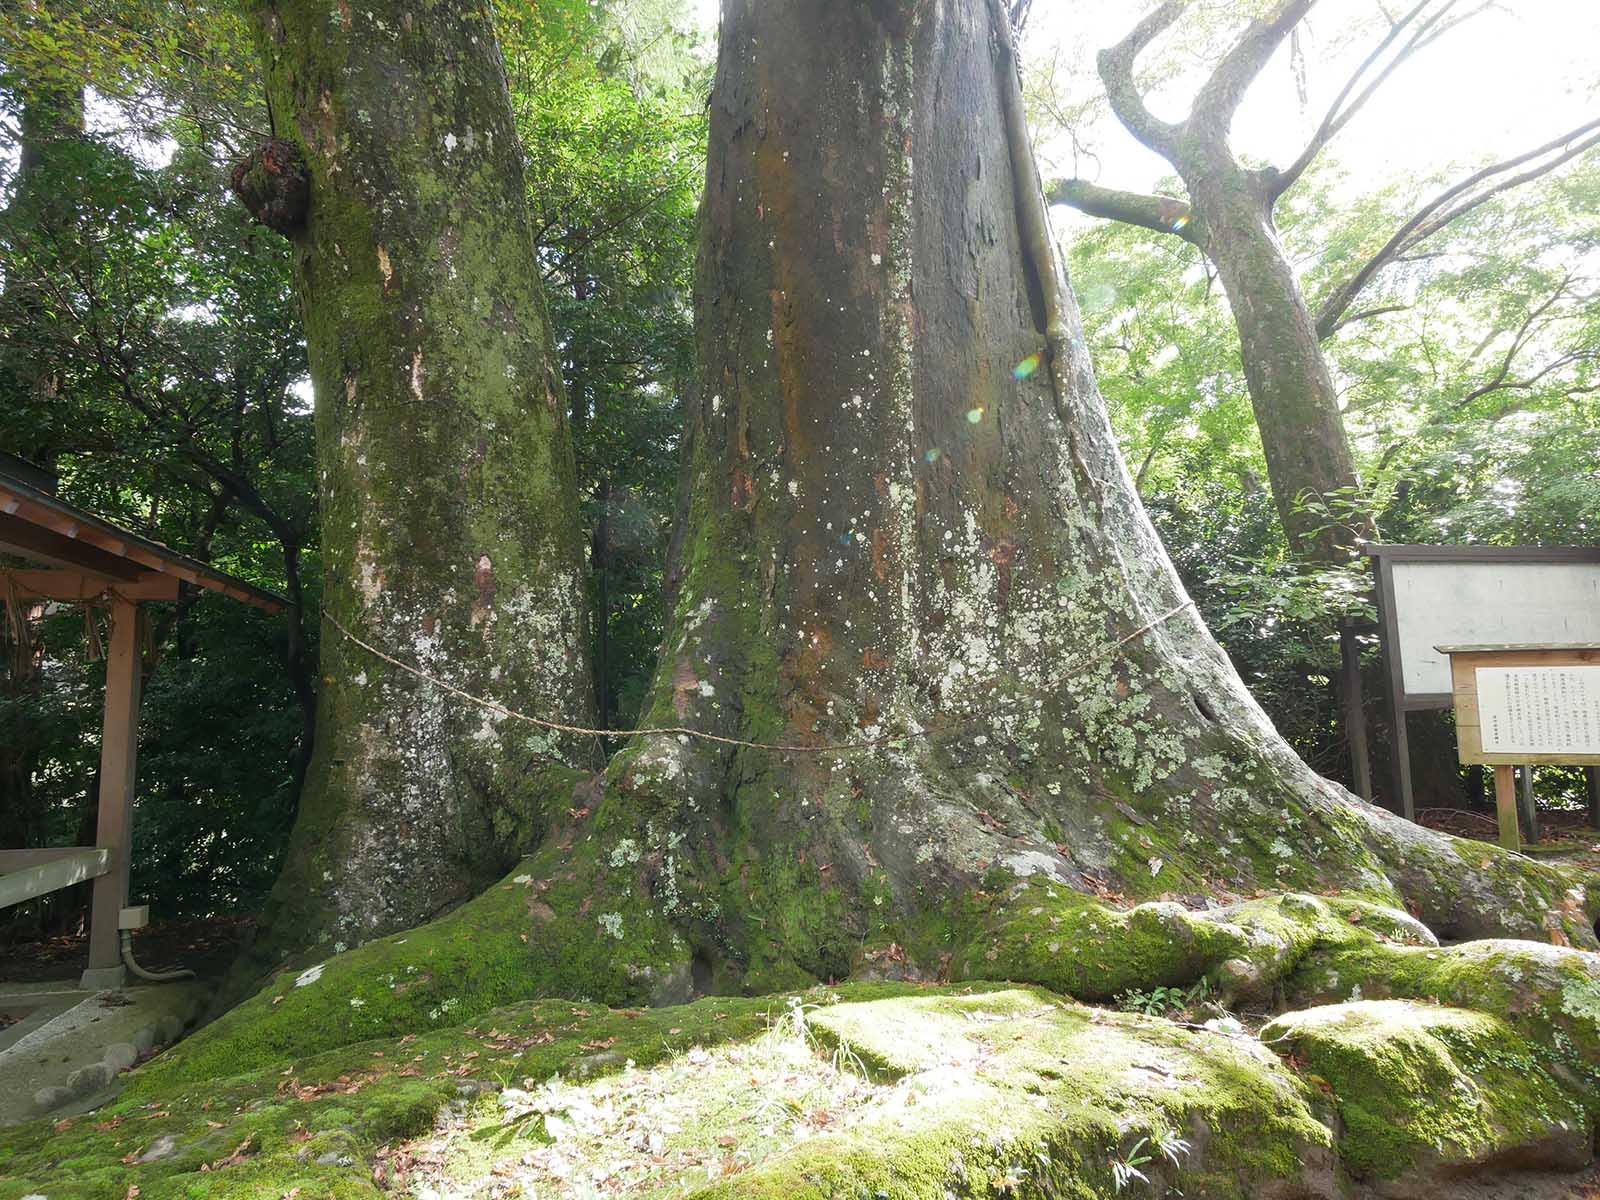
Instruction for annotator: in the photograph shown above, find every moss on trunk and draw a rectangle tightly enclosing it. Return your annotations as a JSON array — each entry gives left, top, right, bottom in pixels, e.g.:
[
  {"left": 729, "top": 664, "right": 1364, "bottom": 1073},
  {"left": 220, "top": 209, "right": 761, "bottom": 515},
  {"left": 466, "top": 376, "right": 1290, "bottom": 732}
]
[
  {"left": 227, "top": 0, "right": 598, "bottom": 990},
  {"left": 484, "top": 0, "right": 1598, "bottom": 1007},
  {"left": 1180, "top": 157, "right": 1368, "bottom": 561}
]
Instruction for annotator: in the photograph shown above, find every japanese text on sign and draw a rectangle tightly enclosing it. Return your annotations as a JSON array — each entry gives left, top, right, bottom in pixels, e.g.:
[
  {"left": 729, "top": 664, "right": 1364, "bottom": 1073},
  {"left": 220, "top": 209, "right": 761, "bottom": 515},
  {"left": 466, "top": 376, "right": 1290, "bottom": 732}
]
[{"left": 1477, "top": 666, "right": 1600, "bottom": 755}]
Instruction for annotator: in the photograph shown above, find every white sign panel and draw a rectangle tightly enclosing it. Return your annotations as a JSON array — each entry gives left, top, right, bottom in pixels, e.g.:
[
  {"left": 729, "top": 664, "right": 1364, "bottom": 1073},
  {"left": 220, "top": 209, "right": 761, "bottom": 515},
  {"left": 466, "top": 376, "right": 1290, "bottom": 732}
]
[
  {"left": 1477, "top": 666, "right": 1600, "bottom": 755},
  {"left": 1390, "top": 561, "right": 1600, "bottom": 696}
]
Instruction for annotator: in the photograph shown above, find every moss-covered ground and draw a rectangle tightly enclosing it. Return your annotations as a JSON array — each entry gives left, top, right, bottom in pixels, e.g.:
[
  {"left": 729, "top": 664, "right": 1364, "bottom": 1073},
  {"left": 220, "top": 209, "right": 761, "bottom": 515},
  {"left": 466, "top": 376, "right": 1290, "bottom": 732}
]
[
  {"left": 0, "top": 991, "right": 787, "bottom": 1200},
  {"left": 8, "top": 865, "right": 1599, "bottom": 1199},
  {"left": 1261, "top": 999, "right": 1593, "bottom": 1184},
  {"left": 404, "top": 984, "right": 1339, "bottom": 1200},
  {"left": 3, "top": 984, "right": 1340, "bottom": 1200}
]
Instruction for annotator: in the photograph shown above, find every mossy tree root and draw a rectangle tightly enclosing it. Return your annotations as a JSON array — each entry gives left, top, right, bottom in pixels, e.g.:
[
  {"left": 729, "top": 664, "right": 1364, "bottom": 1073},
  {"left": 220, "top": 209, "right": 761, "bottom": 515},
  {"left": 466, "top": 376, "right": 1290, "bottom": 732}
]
[
  {"left": 168, "top": 825, "right": 1600, "bottom": 1119},
  {"left": 13, "top": 980, "right": 1597, "bottom": 1199}
]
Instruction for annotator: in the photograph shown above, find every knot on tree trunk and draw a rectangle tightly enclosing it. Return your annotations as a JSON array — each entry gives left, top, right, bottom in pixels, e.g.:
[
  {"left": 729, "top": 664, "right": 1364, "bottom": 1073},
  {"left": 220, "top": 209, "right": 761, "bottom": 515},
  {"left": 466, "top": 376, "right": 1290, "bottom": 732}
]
[{"left": 230, "top": 138, "right": 310, "bottom": 236}]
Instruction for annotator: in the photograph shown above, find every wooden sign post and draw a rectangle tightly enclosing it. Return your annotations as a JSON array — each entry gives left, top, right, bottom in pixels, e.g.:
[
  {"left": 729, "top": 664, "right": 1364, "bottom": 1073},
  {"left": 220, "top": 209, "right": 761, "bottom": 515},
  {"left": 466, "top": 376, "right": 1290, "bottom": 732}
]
[
  {"left": 1363, "top": 543, "right": 1600, "bottom": 821},
  {"left": 1439, "top": 645, "right": 1600, "bottom": 852}
]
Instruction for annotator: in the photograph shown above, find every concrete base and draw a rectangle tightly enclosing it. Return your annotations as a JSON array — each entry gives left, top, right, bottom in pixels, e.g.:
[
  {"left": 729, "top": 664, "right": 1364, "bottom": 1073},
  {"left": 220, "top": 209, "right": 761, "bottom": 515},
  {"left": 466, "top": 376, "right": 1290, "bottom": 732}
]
[
  {"left": 79, "top": 965, "right": 127, "bottom": 991},
  {"left": 0, "top": 988, "right": 83, "bottom": 1055},
  {"left": 0, "top": 979, "right": 208, "bottom": 1127}
]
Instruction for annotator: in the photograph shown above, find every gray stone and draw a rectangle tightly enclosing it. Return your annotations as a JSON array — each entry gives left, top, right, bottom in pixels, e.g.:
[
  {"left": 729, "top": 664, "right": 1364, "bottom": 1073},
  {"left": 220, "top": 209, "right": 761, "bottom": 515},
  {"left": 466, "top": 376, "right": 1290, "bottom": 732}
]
[
  {"left": 32, "top": 1085, "right": 71, "bottom": 1112},
  {"left": 131, "top": 1026, "right": 156, "bottom": 1054},
  {"left": 138, "top": 1134, "right": 179, "bottom": 1162},
  {"left": 103, "top": 1041, "right": 138, "bottom": 1073},
  {"left": 65, "top": 1061, "right": 112, "bottom": 1096},
  {"left": 79, "top": 965, "right": 127, "bottom": 991},
  {"left": 1217, "top": 957, "right": 1267, "bottom": 1004},
  {"left": 154, "top": 1014, "right": 185, "bottom": 1043}
]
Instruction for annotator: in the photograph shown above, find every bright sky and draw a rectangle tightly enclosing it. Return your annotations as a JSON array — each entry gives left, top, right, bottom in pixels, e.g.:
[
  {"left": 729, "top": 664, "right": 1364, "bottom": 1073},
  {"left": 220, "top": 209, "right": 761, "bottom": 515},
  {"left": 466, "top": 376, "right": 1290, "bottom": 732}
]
[
  {"left": 688, "top": 1, "right": 1599, "bottom": 210},
  {"left": 1031, "top": 1, "right": 1600, "bottom": 205}
]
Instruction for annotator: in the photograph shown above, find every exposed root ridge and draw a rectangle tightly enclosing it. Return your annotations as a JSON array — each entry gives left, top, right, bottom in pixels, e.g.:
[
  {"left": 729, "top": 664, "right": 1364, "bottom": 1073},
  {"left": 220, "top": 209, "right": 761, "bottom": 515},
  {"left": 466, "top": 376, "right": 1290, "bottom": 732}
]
[{"left": 16, "top": 975, "right": 1599, "bottom": 1199}]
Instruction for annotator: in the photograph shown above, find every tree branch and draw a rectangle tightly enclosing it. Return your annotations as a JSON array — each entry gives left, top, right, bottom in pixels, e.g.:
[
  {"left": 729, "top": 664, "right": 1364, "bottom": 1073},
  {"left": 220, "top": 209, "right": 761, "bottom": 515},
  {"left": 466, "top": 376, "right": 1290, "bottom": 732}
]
[
  {"left": 1271, "top": 0, "right": 1446, "bottom": 197},
  {"left": 1325, "top": 303, "right": 1411, "bottom": 337},
  {"left": 1096, "top": 1, "right": 1190, "bottom": 159},
  {"left": 1191, "top": 0, "right": 1317, "bottom": 136},
  {"left": 1454, "top": 274, "right": 1582, "bottom": 407},
  {"left": 1315, "top": 116, "right": 1600, "bottom": 339},
  {"left": 1372, "top": 275, "right": 1589, "bottom": 473},
  {"left": 1047, "top": 178, "right": 1206, "bottom": 247},
  {"left": 1135, "top": 424, "right": 1171, "bottom": 492}
]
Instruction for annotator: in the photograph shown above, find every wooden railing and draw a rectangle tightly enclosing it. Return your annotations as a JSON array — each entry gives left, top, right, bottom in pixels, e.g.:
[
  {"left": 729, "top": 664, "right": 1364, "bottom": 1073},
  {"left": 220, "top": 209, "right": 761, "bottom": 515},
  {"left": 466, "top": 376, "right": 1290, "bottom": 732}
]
[{"left": 0, "top": 848, "right": 111, "bottom": 910}]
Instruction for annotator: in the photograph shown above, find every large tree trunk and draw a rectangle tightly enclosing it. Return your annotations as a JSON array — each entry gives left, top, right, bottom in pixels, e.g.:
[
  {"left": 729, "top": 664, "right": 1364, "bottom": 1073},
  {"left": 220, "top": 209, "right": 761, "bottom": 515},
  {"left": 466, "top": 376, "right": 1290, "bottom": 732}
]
[
  {"left": 228, "top": 0, "right": 597, "bottom": 980},
  {"left": 1180, "top": 158, "right": 1369, "bottom": 560},
  {"left": 496, "top": 0, "right": 1594, "bottom": 1005},
  {"left": 1179, "top": 155, "right": 1381, "bottom": 800}
]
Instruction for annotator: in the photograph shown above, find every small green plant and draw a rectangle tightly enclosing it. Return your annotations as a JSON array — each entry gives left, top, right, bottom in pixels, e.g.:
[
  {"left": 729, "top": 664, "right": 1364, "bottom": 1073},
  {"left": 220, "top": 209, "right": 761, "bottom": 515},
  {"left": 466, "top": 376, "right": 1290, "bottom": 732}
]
[
  {"left": 1149, "top": 1127, "right": 1192, "bottom": 1168},
  {"left": 1115, "top": 977, "right": 1212, "bottom": 1018},
  {"left": 772, "top": 993, "right": 866, "bottom": 1076},
  {"left": 1110, "top": 1128, "right": 1191, "bottom": 1193},
  {"left": 1110, "top": 1136, "right": 1154, "bottom": 1192}
]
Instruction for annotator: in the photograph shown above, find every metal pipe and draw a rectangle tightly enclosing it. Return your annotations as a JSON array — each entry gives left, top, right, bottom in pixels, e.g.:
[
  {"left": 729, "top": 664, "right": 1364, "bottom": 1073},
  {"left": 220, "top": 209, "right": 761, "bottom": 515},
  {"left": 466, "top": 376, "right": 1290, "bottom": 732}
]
[{"left": 120, "top": 929, "right": 195, "bottom": 983}]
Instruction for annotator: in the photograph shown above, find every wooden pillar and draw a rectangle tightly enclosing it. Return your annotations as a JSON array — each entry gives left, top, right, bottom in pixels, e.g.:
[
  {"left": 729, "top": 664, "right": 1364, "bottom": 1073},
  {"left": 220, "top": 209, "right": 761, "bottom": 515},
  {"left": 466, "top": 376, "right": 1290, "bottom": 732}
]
[
  {"left": 1391, "top": 711, "right": 1415, "bottom": 821},
  {"left": 1517, "top": 765, "right": 1540, "bottom": 845},
  {"left": 1373, "top": 555, "right": 1413, "bottom": 818},
  {"left": 1339, "top": 619, "right": 1373, "bottom": 801},
  {"left": 1492, "top": 764, "right": 1520, "bottom": 853},
  {"left": 81, "top": 598, "right": 142, "bottom": 989}
]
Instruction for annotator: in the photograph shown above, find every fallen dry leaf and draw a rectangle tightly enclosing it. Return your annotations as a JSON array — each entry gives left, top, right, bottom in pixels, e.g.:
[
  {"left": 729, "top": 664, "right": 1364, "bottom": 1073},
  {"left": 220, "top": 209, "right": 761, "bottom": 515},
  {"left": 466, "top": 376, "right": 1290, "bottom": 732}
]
[{"left": 209, "top": 1133, "right": 257, "bottom": 1170}]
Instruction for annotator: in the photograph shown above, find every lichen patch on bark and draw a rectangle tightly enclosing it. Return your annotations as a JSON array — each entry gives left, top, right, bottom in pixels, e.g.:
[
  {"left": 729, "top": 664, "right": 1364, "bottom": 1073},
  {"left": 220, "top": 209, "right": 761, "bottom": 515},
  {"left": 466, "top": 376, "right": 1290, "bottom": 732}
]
[{"left": 225, "top": 0, "right": 598, "bottom": 998}]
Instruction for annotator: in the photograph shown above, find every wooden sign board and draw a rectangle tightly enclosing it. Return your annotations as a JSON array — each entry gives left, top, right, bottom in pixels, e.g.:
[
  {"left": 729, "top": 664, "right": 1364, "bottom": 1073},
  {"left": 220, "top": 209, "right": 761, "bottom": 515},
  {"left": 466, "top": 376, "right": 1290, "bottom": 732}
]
[
  {"left": 1443, "top": 646, "right": 1600, "bottom": 767},
  {"left": 1441, "top": 644, "right": 1600, "bottom": 852},
  {"left": 1362, "top": 543, "right": 1600, "bottom": 822}
]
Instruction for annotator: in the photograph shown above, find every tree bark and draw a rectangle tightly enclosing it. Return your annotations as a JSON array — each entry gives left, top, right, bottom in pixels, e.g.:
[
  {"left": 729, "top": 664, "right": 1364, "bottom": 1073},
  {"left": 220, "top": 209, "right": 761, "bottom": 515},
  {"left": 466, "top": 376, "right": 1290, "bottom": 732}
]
[
  {"left": 1177, "top": 156, "right": 1371, "bottom": 559},
  {"left": 1052, "top": 5, "right": 1383, "bottom": 801},
  {"left": 500, "top": 0, "right": 1592, "bottom": 1007},
  {"left": 231, "top": 0, "right": 597, "bottom": 976}
]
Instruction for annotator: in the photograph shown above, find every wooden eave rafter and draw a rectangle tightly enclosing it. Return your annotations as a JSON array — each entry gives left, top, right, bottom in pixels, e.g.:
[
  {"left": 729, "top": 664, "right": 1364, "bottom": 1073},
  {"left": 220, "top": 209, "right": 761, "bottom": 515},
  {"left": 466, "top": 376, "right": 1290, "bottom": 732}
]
[{"left": 0, "top": 472, "right": 286, "bottom": 614}]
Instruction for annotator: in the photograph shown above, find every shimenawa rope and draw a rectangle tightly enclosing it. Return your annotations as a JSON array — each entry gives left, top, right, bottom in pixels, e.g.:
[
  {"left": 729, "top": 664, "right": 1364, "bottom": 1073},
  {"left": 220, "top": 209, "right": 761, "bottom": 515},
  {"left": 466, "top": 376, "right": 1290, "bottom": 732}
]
[{"left": 322, "top": 599, "right": 1196, "bottom": 756}]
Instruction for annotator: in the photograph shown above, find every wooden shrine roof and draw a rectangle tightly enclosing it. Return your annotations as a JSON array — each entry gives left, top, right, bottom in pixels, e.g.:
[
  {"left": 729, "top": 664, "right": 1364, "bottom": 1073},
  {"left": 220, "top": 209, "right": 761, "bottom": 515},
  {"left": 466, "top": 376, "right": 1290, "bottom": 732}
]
[{"left": 0, "top": 462, "right": 286, "bottom": 614}]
